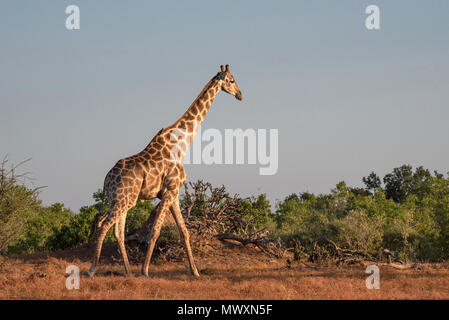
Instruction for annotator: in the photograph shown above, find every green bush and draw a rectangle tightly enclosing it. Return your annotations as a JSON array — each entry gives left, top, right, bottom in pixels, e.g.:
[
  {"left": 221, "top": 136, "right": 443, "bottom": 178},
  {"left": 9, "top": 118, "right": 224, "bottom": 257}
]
[
  {"left": 46, "top": 205, "right": 102, "bottom": 251},
  {"left": 126, "top": 200, "right": 154, "bottom": 235},
  {"left": 0, "top": 159, "right": 41, "bottom": 254},
  {"left": 275, "top": 168, "right": 449, "bottom": 262},
  {"left": 7, "top": 203, "right": 72, "bottom": 254}
]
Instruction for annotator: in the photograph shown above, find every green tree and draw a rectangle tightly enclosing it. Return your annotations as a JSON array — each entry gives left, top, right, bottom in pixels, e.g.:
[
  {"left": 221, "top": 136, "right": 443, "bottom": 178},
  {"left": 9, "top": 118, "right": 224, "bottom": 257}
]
[
  {"left": 383, "top": 165, "right": 413, "bottom": 202},
  {"left": 362, "top": 171, "right": 382, "bottom": 194},
  {"left": 383, "top": 165, "right": 434, "bottom": 202}
]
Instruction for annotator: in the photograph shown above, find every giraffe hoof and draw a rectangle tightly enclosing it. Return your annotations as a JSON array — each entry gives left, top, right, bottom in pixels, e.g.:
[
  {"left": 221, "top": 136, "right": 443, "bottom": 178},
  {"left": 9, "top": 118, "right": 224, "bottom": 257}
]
[
  {"left": 192, "top": 271, "right": 200, "bottom": 278},
  {"left": 142, "top": 269, "right": 149, "bottom": 278},
  {"left": 87, "top": 266, "right": 96, "bottom": 277}
]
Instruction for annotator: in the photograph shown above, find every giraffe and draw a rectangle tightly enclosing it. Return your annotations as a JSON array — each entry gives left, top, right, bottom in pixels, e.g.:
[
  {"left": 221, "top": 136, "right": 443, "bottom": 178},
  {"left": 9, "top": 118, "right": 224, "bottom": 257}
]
[{"left": 88, "top": 65, "right": 242, "bottom": 277}]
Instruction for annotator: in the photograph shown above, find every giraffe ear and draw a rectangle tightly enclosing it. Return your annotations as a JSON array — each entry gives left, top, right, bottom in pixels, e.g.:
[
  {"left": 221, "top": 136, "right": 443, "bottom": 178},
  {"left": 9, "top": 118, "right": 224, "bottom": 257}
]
[
  {"left": 220, "top": 65, "right": 225, "bottom": 72},
  {"left": 225, "top": 64, "right": 230, "bottom": 72}
]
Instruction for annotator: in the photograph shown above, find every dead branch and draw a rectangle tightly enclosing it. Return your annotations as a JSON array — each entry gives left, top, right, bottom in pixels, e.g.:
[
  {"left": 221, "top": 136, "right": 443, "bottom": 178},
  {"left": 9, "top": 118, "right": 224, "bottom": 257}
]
[
  {"left": 215, "top": 232, "right": 285, "bottom": 258},
  {"left": 311, "top": 237, "right": 371, "bottom": 264},
  {"left": 382, "top": 248, "right": 405, "bottom": 265}
]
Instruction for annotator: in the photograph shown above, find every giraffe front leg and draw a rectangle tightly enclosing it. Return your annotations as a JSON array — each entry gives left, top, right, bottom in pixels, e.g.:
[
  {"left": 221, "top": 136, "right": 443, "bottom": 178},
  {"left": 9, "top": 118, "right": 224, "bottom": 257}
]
[
  {"left": 114, "top": 215, "right": 131, "bottom": 276},
  {"left": 141, "top": 193, "right": 174, "bottom": 277},
  {"left": 170, "top": 199, "right": 200, "bottom": 277}
]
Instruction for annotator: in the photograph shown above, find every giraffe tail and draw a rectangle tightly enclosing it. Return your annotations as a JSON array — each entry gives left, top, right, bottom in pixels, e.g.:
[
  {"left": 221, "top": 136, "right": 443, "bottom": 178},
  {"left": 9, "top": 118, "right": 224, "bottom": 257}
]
[
  {"left": 97, "top": 180, "right": 111, "bottom": 228},
  {"left": 88, "top": 187, "right": 109, "bottom": 243},
  {"left": 97, "top": 214, "right": 108, "bottom": 229}
]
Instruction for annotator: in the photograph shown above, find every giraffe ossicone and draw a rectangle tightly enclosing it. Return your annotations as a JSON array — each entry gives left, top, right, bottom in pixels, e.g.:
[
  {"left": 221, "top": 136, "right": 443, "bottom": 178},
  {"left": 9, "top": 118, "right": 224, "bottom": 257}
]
[{"left": 88, "top": 65, "right": 242, "bottom": 278}]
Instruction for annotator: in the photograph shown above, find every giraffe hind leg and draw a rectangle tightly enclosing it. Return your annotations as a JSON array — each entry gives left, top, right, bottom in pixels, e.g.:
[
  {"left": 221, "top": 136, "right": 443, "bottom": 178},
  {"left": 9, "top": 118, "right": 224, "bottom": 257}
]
[
  {"left": 141, "top": 195, "right": 173, "bottom": 277},
  {"left": 88, "top": 214, "right": 117, "bottom": 277}
]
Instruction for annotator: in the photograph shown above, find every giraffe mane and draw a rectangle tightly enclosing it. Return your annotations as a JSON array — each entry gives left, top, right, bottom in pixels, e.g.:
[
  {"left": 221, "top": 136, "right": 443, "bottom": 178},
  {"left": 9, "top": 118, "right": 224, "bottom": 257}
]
[{"left": 171, "top": 74, "right": 219, "bottom": 127}]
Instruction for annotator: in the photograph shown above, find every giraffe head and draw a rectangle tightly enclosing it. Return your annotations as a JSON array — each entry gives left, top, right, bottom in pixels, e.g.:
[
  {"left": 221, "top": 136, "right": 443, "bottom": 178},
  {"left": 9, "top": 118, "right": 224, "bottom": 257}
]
[{"left": 217, "top": 65, "right": 242, "bottom": 101}]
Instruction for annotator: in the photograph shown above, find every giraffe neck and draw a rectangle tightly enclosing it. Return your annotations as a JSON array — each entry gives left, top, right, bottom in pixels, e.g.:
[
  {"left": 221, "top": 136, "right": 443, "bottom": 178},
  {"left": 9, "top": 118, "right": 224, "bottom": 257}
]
[{"left": 173, "top": 79, "right": 221, "bottom": 144}]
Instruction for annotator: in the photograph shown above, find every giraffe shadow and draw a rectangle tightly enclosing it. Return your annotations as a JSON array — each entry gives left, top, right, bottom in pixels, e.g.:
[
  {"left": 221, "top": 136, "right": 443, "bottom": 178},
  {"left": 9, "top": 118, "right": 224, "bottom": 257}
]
[{"left": 13, "top": 242, "right": 123, "bottom": 265}]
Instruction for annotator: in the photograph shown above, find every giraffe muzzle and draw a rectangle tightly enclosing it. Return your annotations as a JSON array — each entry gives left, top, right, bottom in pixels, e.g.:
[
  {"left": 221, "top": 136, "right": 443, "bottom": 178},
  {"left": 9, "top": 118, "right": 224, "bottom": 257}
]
[{"left": 235, "top": 91, "right": 242, "bottom": 101}]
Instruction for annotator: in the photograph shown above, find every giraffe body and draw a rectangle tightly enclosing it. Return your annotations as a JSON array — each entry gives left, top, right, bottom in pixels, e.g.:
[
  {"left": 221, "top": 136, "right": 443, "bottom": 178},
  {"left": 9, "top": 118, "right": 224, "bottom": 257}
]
[{"left": 88, "top": 65, "right": 242, "bottom": 277}]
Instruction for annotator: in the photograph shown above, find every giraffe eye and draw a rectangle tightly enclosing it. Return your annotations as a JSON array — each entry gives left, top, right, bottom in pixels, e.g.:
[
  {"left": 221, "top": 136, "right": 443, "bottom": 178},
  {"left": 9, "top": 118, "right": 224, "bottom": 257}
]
[{"left": 230, "top": 80, "right": 235, "bottom": 83}]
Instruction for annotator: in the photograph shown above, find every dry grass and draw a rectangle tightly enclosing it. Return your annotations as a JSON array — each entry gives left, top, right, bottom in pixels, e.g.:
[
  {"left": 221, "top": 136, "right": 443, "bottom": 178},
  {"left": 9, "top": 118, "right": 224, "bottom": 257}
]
[{"left": 1, "top": 242, "right": 449, "bottom": 300}]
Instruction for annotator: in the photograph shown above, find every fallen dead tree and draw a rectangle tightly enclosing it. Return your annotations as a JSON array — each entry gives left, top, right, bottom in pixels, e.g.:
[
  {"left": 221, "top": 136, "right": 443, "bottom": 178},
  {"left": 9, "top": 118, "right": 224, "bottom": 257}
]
[
  {"left": 307, "top": 237, "right": 424, "bottom": 270},
  {"left": 215, "top": 231, "right": 285, "bottom": 258},
  {"left": 379, "top": 249, "right": 429, "bottom": 270},
  {"left": 310, "top": 237, "right": 371, "bottom": 265}
]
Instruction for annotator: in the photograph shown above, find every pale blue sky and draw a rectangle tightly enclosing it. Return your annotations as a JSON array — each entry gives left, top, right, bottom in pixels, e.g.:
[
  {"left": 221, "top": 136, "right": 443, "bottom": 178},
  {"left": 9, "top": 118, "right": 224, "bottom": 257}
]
[{"left": 1, "top": 1, "right": 449, "bottom": 211}]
